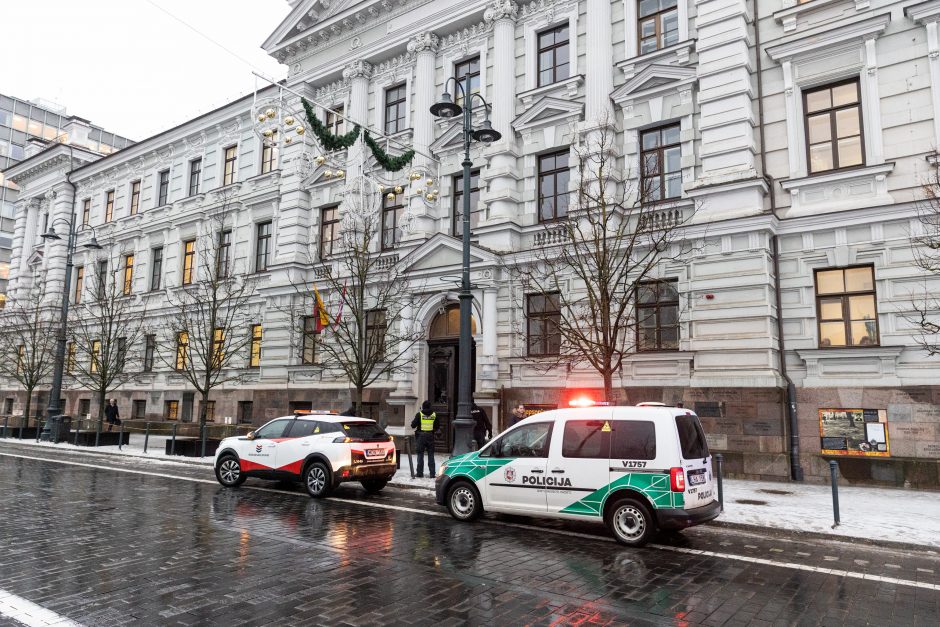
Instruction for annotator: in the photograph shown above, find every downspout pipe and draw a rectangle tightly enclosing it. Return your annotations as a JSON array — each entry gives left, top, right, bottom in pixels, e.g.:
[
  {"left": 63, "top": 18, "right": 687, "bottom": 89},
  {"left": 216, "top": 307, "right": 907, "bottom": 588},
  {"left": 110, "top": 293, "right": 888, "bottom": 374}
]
[{"left": 754, "top": 0, "right": 804, "bottom": 480}]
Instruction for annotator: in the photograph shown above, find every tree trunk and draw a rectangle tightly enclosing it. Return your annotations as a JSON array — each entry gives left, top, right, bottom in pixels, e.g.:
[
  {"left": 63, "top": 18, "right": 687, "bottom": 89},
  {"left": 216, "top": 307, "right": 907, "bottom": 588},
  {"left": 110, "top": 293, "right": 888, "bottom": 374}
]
[
  {"left": 199, "top": 391, "right": 209, "bottom": 429},
  {"left": 23, "top": 390, "right": 32, "bottom": 425},
  {"left": 97, "top": 390, "right": 107, "bottom": 423},
  {"left": 603, "top": 372, "right": 614, "bottom": 404},
  {"left": 353, "top": 386, "right": 363, "bottom": 417}
]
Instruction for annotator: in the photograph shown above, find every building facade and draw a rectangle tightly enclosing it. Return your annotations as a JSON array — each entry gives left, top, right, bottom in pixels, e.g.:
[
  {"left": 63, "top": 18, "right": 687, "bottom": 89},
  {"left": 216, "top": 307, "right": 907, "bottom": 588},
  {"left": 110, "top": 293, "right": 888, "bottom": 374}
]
[
  {"left": 3, "top": 0, "right": 940, "bottom": 487},
  {"left": 0, "top": 93, "right": 133, "bottom": 307}
]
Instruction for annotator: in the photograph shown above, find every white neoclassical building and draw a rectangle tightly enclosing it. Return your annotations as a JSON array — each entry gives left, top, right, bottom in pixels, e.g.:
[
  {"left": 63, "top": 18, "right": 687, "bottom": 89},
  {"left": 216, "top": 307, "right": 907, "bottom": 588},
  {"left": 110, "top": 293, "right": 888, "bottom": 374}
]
[{"left": 3, "top": 0, "right": 940, "bottom": 487}]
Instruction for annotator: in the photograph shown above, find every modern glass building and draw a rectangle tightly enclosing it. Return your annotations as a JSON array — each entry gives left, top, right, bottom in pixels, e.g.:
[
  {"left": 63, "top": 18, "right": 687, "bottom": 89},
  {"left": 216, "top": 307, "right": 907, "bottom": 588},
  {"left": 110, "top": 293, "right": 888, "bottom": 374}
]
[{"left": 0, "top": 92, "right": 133, "bottom": 307}]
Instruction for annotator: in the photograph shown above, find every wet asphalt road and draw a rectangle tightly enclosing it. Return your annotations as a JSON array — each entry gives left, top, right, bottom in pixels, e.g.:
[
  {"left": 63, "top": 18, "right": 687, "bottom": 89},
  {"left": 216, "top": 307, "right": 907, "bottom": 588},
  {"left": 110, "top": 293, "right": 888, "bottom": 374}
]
[{"left": 0, "top": 444, "right": 938, "bottom": 626}]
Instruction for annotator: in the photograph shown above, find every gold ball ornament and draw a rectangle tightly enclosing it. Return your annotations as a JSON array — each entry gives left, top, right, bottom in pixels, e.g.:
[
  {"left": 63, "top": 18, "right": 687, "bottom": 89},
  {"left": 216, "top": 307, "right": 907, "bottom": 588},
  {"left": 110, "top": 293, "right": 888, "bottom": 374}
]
[
  {"left": 284, "top": 116, "right": 295, "bottom": 126},
  {"left": 410, "top": 171, "right": 421, "bottom": 181},
  {"left": 425, "top": 193, "right": 434, "bottom": 201},
  {"left": 377, "top": 184, "right": 385, "bottom": 192},
  {"left": 324, "top": 170, "right": 333, "bottom": 178},
  {"left": 257, "top": 114, "right": 266, "bottom": 122},
  {"left": 394, "top": 185, "right": 403, "bottom": 194},
  {"left": 335, "top": 170, "right": 345, "bottom": 178},
  {"left": 296, "top": 126, "right": 306, "bottom": 135},
  {"left": 432, "top": 189, "right": 439, "bottom": 195},
  {"left": 426, "top": 178, "right": 434, "bottom": 186},
  {"left": 314, "top": 155, "right": 325, "bottom": 165},
  {"left": 284, "top": 136, "right": 293, "bottom": 144},
  {"left": 386, "top": 192, "right": 396, "bottom": 200},
  {"left": 265, "top": 108, "right": 276, "bottom": 119},
  {"left": 263, "top": 128, "right": 274, "bottom": 138}
]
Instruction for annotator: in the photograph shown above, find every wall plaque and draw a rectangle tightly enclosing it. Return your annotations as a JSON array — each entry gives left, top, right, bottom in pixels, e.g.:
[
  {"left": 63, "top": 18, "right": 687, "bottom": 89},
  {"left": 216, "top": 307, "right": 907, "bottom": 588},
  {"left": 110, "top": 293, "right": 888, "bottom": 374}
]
[{"left": 819, "top": 408, "right": 889, "bottom": 457}]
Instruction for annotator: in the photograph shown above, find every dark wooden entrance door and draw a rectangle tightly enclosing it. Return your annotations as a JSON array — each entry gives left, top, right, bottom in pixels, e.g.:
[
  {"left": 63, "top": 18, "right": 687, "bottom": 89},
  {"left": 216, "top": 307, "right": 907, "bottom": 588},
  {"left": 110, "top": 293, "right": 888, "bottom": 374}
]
[
  {"left": 426, "top": 340, "right": 476, "bottom": 453},
  {"left": 181, "top": 393, "right": 194, "bottom": 423}
]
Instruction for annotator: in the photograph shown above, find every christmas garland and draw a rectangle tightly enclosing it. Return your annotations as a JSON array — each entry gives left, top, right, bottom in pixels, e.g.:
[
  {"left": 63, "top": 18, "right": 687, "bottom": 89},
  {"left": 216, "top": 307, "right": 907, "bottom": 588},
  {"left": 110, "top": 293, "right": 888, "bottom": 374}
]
[
  {"left": 300, "top": 98, "right": 416, "bottom": 172},
  {"left": 301, "top": 98, "right": 360, "bottom": 151},
  {"left": 363, "top": 130, "right": 415, "bottom": 173}
]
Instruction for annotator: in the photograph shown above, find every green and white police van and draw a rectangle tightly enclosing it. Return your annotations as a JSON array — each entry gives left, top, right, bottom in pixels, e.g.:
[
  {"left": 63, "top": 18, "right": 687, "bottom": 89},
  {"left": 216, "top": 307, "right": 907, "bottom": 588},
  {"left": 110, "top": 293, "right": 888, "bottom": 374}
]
[{"left": 435, "top": 405, "right": 720, "bottom": 546}]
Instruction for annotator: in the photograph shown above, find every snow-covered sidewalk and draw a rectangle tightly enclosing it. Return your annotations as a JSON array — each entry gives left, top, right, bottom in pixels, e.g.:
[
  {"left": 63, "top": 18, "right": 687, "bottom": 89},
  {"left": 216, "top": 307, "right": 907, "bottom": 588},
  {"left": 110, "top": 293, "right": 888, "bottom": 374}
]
[{"left": 3, "top": 436, "right": 937, "bottom": 549}]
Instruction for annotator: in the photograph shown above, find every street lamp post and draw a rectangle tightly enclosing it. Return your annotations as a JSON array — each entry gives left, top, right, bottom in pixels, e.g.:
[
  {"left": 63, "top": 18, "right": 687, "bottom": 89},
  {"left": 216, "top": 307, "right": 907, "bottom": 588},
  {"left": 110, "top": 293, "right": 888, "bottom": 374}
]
[
  {"left": 40, "top": 215, "right": 102, "bottom": 441},
  {"left": 430, "top": 74, "right": 502, "bottom": 455}
]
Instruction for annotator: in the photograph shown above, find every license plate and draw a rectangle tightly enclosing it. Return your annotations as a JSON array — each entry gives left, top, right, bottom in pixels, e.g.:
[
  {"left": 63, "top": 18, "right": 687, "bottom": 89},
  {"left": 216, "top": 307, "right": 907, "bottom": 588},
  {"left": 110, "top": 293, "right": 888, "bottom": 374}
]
[
  {"left": 365, "top": 448, "right": 385, "bottom": 459},
  {"left": 689, "top": 471, "right": 706, "bottom": 486}
]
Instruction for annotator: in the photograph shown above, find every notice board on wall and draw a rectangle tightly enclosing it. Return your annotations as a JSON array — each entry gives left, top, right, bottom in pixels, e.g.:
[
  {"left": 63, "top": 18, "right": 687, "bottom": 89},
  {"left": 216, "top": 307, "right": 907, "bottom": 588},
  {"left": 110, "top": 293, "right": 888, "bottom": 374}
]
[{"left": 819, "top": 408, "right": 890, "bottom": 457}]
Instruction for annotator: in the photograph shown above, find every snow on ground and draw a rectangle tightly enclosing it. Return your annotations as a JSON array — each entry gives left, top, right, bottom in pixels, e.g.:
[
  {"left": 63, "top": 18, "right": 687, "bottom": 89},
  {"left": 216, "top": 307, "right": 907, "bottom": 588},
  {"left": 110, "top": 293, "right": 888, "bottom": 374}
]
[
  {"left": 719, "top": 478, "right": 940, "bottom": 549},
  {"left": 1, "top": 436, "right": 214, "bottom": 466}
]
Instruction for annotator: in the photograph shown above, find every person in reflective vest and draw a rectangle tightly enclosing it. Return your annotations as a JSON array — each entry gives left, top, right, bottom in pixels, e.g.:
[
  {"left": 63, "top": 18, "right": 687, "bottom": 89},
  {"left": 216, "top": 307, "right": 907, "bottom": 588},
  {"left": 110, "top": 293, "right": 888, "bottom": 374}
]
[{"left": 410, "top": 400, "right": 439, "bottom": 478}]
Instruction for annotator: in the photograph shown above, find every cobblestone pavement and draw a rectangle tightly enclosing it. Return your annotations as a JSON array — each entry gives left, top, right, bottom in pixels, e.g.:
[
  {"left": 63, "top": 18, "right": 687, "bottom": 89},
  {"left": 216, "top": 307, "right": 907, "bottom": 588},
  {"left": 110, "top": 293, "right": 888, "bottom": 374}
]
[{"left": 0, "top": 446, "right": 938, "bottom": 626}]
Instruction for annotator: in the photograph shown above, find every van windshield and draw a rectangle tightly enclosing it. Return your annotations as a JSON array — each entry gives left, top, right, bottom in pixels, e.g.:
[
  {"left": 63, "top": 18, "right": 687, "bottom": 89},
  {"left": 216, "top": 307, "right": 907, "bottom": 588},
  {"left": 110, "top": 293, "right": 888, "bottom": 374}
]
[{"left": 675, "top": 415, "right": 709, "bottom": 459}]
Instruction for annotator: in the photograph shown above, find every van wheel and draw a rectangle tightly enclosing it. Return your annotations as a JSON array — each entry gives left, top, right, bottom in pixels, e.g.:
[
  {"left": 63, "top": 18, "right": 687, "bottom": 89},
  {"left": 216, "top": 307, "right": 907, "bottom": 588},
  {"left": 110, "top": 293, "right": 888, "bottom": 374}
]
[
  {"left": 447, "top": 481, "right": 482, "bottom": 522},
  {"left": 605, "top": 497, "right": 654, "bottom": 547},
  {"left": 303, "top": 461, "right": 333, "bottom": 498},
  {"left": 215, "top": 455, "right": 246, "bottom": 487}
]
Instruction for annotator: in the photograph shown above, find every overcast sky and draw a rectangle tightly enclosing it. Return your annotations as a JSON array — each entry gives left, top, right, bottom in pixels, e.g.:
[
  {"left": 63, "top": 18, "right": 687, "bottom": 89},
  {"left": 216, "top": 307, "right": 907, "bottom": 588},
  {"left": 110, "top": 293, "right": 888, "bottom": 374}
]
[{"left": 1, "top": 0, "right": 291, "bottom": 141}]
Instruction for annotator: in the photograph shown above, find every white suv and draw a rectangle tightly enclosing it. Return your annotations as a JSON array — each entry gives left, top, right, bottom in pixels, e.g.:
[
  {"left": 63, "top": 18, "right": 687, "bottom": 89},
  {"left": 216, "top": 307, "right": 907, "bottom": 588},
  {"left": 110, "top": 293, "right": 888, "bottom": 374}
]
[{"left": 214, "top": 413, "right": 396, "bottom": 497}]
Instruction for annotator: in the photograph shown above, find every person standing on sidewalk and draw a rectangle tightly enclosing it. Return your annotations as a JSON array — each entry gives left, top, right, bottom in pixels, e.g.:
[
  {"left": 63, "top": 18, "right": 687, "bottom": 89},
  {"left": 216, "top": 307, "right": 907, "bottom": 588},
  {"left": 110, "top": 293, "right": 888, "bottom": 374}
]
[
  {"left": 410, "top": 400, "right": 438, "bottom": 478},
  {"left": 510, "top": 403, "right": 526, "bottom": 427},
  {"left": 471, "top": 403, "right": 492, "bottom": 450},
  {"left": 104, "top": 399, "right": 122, "bottom": 431}
]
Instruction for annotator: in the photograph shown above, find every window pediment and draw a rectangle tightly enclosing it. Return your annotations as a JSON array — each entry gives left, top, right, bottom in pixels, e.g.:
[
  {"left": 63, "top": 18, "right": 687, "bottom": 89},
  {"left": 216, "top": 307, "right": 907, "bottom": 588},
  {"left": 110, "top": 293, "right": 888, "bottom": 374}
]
[
  {"left": 512, "top": 95, "right": 584, "bottom": 134},
  {"left": 611, "top": 64, "right": 697, "bottom": 106},
  {"left": 400, "top": 233, "right": 495, "bottom": 275},
  {"left": 766, "top": 13, "right": 890, "bottom": 62}
]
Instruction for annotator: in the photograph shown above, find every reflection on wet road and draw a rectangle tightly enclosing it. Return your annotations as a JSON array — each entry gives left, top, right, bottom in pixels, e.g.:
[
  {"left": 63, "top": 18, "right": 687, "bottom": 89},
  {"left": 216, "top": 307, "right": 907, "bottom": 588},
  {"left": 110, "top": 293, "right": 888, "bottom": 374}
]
[{"left": 0, "top": 451, "right": 937, "bottom": 626}]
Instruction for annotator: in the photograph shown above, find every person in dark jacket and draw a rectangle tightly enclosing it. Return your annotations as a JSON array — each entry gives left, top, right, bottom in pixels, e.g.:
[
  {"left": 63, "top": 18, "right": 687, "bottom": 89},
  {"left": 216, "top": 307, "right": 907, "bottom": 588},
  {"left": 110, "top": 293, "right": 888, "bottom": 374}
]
[
  {"left": 410, "top": 400, "right": 438, "bottom": 478},
  {"left": 470, "top": 403, "right": 492, "bottom": 450},
  {"left": 104, "top": 399, "right": 121, "bottom": 431}
]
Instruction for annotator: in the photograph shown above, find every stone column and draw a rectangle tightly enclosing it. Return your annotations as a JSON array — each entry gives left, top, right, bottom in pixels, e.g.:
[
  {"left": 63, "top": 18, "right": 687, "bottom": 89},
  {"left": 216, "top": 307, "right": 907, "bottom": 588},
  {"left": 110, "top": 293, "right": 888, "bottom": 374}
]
[
  {"left": 479, "top": 286, "right": 499, "bottom": 394},
  {"left": 343, "top": 60, "right": 374, "bottom": 169},
  {"left": 584, "top": 0, "right": 614, "bottom": 125},
  {"left": 478, "top": 1, "right": 521, "bottom": 252},
  {"left": 44, "top": 183, "right": 76, "bottom": 304},
  {"left": 9, "top": 198, "right": 38, "bottom": 298},
  {"left": 405, "top": 32, "right": 440, "bottom": 240}
]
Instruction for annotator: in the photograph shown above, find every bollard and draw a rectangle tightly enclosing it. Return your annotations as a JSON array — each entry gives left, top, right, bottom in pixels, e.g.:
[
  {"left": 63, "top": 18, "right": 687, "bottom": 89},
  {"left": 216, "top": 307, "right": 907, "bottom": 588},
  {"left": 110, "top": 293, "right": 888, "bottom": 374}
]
[
  {"left": 118, "top": 421, "right": 125, "bottom": 451},
  {"left": 170, "top": 423, "right": 178, "bottom": 456},
  {"left": 2, "top": 416, "right": 8, "bottom": 438},
  {"left": 829, "top": 460, "right": 840, "bottom": 528},
  {"left": 714, "top": 453, "right": 724, "bottom": 513},
  {"left": 74, "top": 419, "right": 81, "bottom": 446},
  {"left": 18, "top": 415, "right": 25, "bottom": 440},
  {"left": 35, "top": 418, "right": 43, "bottom": 443},
  {"left": 143, "top": 422, "right": 151, "bottom": 454},
  {"left": 407, "top": 435, "right": 415, "bottom": 479},
  {"left": 95, "top": 419, "right": 101, "bottom": 447},
  {"left": 200, "top": 424, "right": 207, "bottom": 458}
]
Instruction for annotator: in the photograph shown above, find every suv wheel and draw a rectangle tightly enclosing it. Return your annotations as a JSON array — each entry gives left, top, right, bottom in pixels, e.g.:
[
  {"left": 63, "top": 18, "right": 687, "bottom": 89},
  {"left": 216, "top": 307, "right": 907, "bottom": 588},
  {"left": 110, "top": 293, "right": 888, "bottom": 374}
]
[
  {"left": 361, "top": 479, "right": 387, "bottom": 494},
  {"left": 605, "top": 497, "right": 653, "bottom": 547},
  {"left": 446, "top": 481, "right": 482, "bottom": 522},
  {"left": 303, "top": 461, "right": 333, "bottom": 498},
  {"left": 215, "top": 455, "right": 246, "bottom": 487}
]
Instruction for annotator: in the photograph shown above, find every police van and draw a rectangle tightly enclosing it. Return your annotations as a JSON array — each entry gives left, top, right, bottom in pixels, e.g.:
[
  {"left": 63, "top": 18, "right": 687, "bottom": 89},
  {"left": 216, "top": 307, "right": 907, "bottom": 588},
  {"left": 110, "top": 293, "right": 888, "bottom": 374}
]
[{"left": 435, "top": 405, "right": 719, "bottom": 546}]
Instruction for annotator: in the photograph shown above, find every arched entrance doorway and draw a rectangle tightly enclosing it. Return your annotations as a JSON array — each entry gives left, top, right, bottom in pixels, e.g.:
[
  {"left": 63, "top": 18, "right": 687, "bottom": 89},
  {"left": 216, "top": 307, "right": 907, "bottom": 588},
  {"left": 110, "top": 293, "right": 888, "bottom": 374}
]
[{"left": 427, "top": 304, "right": 476, "bottom": 452}]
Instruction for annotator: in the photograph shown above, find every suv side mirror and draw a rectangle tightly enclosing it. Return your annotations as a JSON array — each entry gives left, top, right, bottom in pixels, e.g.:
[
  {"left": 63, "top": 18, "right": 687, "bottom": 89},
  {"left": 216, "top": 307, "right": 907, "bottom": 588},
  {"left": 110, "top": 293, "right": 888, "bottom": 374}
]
[{"left": 246, "top": 431, "right": 255, "bottom": 440}]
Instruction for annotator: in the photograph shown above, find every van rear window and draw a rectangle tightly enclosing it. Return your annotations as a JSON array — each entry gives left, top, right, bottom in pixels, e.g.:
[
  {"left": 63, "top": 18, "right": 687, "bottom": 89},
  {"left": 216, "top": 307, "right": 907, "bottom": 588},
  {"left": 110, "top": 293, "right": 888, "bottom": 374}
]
[
  {"left": 675, "top": 415, "right": 709, "bottom": 459},
  {"left": 610, "top": 421, "right": 656, "bottom": 460}
]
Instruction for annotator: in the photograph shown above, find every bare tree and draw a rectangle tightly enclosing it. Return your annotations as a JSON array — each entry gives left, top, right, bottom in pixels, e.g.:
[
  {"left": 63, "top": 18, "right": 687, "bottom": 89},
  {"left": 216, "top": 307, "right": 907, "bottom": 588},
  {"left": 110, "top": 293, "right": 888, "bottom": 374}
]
[
  {"left": 281, "top": 181, "right": 423, "bottom": 415},
  {"left": 910, "top": 165, "right": 940, "bottom": 354},
  {"left": 67, "top": 248, "right": 147, "bottom": 420},
  {"left": 0, "top": 281, "right": 59, "bottom": 420},
  {"left": 158, "top": 205, "right": 258, "bottom": 427},
  {"left": 513, "top": 124, "right": 695, "bottom": 401}
]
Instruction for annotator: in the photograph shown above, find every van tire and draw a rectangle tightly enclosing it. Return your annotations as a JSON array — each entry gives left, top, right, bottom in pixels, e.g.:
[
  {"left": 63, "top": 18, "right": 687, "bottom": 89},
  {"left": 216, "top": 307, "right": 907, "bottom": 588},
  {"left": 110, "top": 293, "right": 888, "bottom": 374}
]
[
  {"left": 605, "top": 497, "right": 654, "bottom": 547},
  {"left": 446, "top": 481, "right": 483, "bottom": 522}
]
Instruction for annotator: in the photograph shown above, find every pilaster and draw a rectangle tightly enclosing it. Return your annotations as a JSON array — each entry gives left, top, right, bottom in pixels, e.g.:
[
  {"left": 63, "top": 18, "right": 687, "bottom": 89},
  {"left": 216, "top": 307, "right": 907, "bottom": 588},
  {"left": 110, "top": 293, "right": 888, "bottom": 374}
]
[
  {"left": 585, "top": 0, "right": 614, "bottom": 124},
  {"left": 405, "top": 32, "right": 440, "bottom": 240}
]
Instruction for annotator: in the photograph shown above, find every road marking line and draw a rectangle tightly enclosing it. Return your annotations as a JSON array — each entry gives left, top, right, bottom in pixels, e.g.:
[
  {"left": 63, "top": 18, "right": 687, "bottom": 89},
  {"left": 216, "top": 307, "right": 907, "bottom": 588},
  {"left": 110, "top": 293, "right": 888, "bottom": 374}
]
[
  {"left": 0, "top": 588, "right": 83, "bottom": 626},
  {"left": 3, "top": 451, "right": 939, "bottom": 593}
]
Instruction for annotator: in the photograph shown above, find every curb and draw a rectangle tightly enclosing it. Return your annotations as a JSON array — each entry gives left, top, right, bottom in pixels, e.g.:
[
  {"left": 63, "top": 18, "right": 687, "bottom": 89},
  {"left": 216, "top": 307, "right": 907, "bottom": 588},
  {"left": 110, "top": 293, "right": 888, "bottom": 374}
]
[
  {"left": 707, "top": 519, "right": 940, "bottom": 554},
  {"left": 0, "top": 440, "right": 213, "bottom": 468}
]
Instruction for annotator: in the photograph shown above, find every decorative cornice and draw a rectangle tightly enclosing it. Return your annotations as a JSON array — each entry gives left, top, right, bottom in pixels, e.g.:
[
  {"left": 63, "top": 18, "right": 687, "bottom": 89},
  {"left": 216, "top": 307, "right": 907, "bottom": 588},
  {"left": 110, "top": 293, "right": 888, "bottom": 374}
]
[
  {"left": 440, "top": 20, "right": 492, "bottom": 55},
  {"left": 373, "top": 52, "right": 414, "bottom": 78},
  {"left": 342, "top": 59, "right": 374, "bottom": 80},
  {"left": 315, "top": 78, "right": 350, "bottom": 102},
  {"left": 406, "top": 32, "right": 440, "bottom": 55},
  {"left": 484, "top": 0, "right": 518, "bottom": 24}
]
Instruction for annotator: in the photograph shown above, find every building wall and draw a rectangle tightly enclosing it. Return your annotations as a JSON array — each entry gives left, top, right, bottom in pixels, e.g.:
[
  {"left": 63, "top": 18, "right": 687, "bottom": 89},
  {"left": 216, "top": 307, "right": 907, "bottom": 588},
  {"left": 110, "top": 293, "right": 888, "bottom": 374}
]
[{"left": 3, "top": 0, "right": 940, "bottom": 486}]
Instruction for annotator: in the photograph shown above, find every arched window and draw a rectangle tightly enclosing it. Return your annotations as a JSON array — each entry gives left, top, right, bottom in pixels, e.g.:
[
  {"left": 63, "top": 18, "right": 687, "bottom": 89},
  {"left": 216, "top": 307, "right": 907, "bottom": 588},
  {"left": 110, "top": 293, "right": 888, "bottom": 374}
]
[{"left": 428, "top": 304, "right": 477, "bottom": 339}]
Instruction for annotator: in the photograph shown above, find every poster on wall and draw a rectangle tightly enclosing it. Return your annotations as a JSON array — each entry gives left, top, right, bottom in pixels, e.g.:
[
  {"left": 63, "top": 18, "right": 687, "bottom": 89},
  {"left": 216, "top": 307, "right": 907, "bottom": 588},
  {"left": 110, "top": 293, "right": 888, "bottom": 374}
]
[
  {"left": 819, "top": 408, "right": 890, "bottom": 457},
  {"left": 523, "top": 404, "right": 557, "bottom": 418}
]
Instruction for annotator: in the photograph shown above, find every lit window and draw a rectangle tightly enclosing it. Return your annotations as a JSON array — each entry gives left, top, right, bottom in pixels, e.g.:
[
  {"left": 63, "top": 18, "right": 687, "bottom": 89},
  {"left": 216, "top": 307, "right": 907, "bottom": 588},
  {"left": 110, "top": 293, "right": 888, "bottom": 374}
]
[
  {"left": 129, "top": 180, "right": 141, "bottom": 215},
  {"left": 804, "top": 79, "right": 864, "bottom": 174},
  {"left": 182, "top": 240, "right": 195, "bottom": 285},
  {"left": 212, "top": 327, "right": 225, "bottom": 368},
  {"left": 249, "top": 324, "right": 262, "bottom": 368},
  {"left": 122, "top": 254, "right": 134, "bottom": 295},
  {"left": 815, "top": 266, "right": 878, "bottom": 347},
  {"left": 91, "top": 340, "right": 101, "bottom": 374},
  {"left": 165, "top": 400, "right": 179, "bottom": 420},
  {"left": 223, "top": 146, "right": 238, "bottom": 185},
  {"left": 175, "top": 332, "right": 189, "bottom": 370},
  {"left": 74, "top": 266, "right": 84, "bottom": 303}
]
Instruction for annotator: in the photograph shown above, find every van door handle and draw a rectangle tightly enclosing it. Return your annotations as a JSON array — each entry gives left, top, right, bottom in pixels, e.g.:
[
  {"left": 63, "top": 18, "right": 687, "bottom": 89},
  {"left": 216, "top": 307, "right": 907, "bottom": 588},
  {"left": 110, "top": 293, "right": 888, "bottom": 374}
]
[
  {"left": 531, "top": 469, "right": 544, "bottom": 474},
  {"left": 551, "top": 469, "right": 565, "bottom": 474}
]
